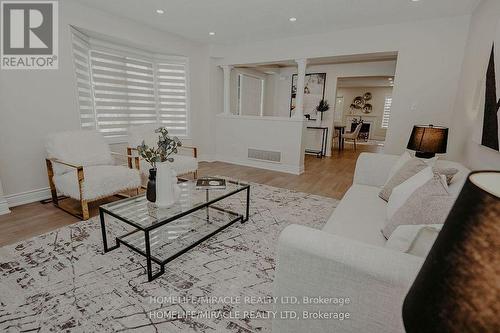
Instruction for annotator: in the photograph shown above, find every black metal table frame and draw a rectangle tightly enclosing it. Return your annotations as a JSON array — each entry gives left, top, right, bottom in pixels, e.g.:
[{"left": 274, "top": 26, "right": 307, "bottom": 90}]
[
  {"left": 99, "top": 180, "right": 250, "bottom": 282},
  {"left": 305, "top": 126, "right": 329, "bottom": 158}
]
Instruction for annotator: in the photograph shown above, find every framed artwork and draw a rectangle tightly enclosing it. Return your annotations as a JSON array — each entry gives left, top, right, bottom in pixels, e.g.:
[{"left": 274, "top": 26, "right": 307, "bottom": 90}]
[
  {"left": 475, "top": 19, "right": 500, "bottom": 152},
  {"left": 290, "top": 73, "right": 326, "bottom": 119}
]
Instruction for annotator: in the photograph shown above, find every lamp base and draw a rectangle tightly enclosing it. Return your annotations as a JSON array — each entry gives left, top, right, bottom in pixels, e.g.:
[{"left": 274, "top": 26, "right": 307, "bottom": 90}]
[{"left": 415, "top": 151, "right": 436, "bottom": 159}]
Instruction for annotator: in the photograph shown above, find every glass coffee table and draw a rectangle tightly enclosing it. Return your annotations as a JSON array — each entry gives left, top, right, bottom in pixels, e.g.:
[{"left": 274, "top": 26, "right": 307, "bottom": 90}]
[{"left": 99, "top": 179, "right": 250, "bottom": 281}]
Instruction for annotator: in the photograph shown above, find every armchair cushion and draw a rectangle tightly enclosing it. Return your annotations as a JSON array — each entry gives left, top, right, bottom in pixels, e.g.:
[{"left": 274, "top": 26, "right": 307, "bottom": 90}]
[
  {"left": 46, "top": 130, "right": 113, "bottom": 175},
  {"left": 53, "top": 165, "right": 140, "bottom": 201}
]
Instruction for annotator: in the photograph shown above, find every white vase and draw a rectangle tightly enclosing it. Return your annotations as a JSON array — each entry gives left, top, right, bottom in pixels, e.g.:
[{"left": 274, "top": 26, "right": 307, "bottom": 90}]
[{"left": 155, "top": 162, "right": 180, "bottom": 208}]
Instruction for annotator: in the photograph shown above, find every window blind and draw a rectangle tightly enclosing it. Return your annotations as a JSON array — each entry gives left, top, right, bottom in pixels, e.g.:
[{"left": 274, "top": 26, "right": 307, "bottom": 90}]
[
  {"left": 70, "top": 29, "right": 190, "bottom": 140},
  {"left": 382, "top": 96, "right": 392, "bottom": 129},
  {"left": 156, "top": 61, "right": 189, "bottom": 136},
  {"left": 71, "top": 31, "right": 94, "bottom": 129}
]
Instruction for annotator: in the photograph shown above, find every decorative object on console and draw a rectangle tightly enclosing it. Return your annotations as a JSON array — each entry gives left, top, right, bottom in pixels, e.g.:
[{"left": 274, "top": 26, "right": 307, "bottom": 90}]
[
  {"left": 315, "top": 99, "right": 330, "bottom": 125},
  {"left": 290, "top": 73, "right": 326, "bottom": 120},
  {"left": 407, "top": 125, "right": 449, "bottom": 159},
  {"left": 137, "top": 127, "right": 182, "bottom": 204},
  {"left": 403, "top": 171, "right": 500, "bottom": 333}
]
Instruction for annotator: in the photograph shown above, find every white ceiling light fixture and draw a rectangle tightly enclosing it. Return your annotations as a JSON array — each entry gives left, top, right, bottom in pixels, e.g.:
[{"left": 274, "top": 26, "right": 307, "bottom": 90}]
[
  {"left": 209, "top": 32, "right": 216, "bottom": 36},
  {"left": 289, "top": 17, "right": 297, "bottom": 22},
  {"left": 411, "top": 0, "right": 421, "bottom": 2},
  {"left": 156, "top": 9, "right": 165, "bottom": 14}
]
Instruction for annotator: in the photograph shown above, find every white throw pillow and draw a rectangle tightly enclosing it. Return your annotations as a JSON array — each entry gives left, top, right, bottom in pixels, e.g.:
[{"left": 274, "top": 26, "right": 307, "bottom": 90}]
[
  {"left": 385, "top": 151, "right": 412, "bottom": 185},
  {"left": 387, "top": 166, "right": 434, "bottom": 220}
]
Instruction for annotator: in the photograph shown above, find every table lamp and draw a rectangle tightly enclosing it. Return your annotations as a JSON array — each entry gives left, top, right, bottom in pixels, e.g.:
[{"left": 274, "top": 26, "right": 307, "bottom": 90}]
[
  {"left": 407, "top": 125, "right": 448, "bottom": 158},
  {"left": 402, "top": 171, "right": 500, "bottom": 332}
]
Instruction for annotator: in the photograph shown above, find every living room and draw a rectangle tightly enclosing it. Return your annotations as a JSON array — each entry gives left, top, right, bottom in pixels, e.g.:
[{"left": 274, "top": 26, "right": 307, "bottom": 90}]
[{"left": 0, "top": 0, "right": 499, "bottom": 332}]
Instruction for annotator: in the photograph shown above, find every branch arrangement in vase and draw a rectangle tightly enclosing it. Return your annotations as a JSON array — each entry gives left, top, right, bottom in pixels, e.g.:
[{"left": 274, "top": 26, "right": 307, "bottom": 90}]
[{"left": 136, "top": 127, "right": 182, "bottom": 169}]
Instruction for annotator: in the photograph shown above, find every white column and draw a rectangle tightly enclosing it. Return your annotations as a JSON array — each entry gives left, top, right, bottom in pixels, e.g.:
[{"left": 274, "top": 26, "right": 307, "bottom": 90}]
[
  {"left": 294, "top": 58, "right": 307, "bottom": 119},
  {"left": 0, "top": 179, "right": 10, "bottom": 215},
  {"left": 221, "top": 65, "right": 233, "bottom": 115}
]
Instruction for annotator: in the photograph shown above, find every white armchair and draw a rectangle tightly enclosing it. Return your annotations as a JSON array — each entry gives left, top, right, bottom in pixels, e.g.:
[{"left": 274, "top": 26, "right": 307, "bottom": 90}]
[
  {"left": 127, "top": 124, "right": 198, "bottom": 179},
  {"left": 45, "top": 130, "right": 141, "bottom": 220}
]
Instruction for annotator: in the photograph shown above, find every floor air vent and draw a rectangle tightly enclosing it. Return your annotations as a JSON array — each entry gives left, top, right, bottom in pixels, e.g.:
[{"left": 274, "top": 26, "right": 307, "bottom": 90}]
[{"left": 248, "top": 148, "right": 281, "bottom": 163}]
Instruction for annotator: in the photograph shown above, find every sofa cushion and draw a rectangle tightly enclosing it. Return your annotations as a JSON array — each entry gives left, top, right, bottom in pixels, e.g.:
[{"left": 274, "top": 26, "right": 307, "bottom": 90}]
[
  {"left": 379, "top": 158, "right": 428, "bottom": 201},
  {"left": 53, "top": 165, "right": 141, "bottom": 201},
  {"left": 385, "top": 224, "right": 443, "bottom": 256},
  {"left": 322, "top": 184, "right": 388, "bottom": 247},
  {"left": 383, "top": 174, "right": 452, "bottom": 238}
]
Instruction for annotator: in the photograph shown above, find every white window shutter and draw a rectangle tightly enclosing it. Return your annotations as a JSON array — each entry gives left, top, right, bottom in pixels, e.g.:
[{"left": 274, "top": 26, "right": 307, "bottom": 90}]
[{"left": 382, "top": 96, "right": 392, "bottom": 129}]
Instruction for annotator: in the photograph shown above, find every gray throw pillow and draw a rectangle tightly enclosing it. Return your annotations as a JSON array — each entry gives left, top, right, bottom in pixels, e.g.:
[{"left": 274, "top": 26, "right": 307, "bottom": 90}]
[
  {"left": 381, "top": 175, "right": 454, "bottom": 239},
  {"left": 379, "top": 158, "right": 428, "bottom": 202}
]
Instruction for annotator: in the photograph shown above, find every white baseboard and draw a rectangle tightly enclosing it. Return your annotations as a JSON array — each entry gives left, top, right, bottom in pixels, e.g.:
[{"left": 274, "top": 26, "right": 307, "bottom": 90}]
[
  {"left": 0, "top": 199, "right": 10, "bottom": 215},
  {"left": 5, "top": 187, "right": 51, "bottom": 207},
  {"left": 215, "top": 155, "right": 303, "bottom": 175},
  {"left": 198, "top": 154, "right": 216, "bottom": 162}
]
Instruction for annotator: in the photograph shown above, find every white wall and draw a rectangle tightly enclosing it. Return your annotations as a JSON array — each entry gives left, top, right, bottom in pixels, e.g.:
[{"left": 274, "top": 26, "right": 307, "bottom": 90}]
[
  {"left": 215, "top": 115, "right": 306, "bottom": 174},
  {"left": 448, "top": 0, "right": 500, "bottom": 170},
  {"left": 0, "top": 179, "right": 10, "bottom": 215},
  {"left": 210, "top": 16, "right": 471, "bottom": 158},
  {"left": 0, "top": 0, "right": 211, "bottom": 203},
  {"left": 337, "top": 86, "right": 393, "bottom": 141},
  {"left": 269, "top": 61, "right": 396, "bottom": 155}
]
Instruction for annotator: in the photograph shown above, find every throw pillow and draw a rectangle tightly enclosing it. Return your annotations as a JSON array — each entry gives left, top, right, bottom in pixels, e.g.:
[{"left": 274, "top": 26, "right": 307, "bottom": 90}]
[
  {"left": 382, "top": 174, "right": 453, "bottom": 239},
  {"left": 386, "top": 151, "right": 412, "bottom": 184},
  {"left": 433, "top": 167, "right": 459, "bottom": 185},
  {"left": 386, "top": 166, "right": 434, "bottom": 220},
  {"left": 379, "top": 158, "right": 428, "bottom": 201}
]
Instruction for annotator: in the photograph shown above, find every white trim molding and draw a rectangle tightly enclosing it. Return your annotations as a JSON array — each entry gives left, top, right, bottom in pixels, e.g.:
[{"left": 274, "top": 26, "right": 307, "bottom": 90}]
[
  {"left": 5, "top": 188, "right": 51, "bottom": 208},
  {"left": 0, "top": 179, "right": 11, "bottom": 215},
  {"left": 0, "top": 199, "right": 10, "bottom": 215}
]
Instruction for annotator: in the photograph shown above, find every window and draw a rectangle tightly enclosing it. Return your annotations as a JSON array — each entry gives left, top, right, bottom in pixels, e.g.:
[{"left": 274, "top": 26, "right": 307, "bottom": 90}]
[
  {"left": 70, "top": 29, "right": 189, "bottom": 141},
  {"left": 382, "top": 96, "right": 392, "bottom": 129},
  {"left": 237, "top": 73, "right": 264, "bottom": 116}
]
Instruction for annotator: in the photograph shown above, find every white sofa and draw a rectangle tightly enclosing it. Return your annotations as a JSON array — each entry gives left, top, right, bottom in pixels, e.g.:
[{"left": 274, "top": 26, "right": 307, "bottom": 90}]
[{"left": 272, "top": 152, "right": 470, "bottom": 333}]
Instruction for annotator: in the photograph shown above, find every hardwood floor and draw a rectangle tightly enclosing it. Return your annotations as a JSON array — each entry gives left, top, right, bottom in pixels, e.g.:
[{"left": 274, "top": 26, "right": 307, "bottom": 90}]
[{"left": 0, "top": 143, "right": 382, "bottom": 247}]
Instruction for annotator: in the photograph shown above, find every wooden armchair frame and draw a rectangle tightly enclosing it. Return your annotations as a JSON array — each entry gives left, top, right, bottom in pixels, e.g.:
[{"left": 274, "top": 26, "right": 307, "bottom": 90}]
[
  {"left": 45, "top": 152, "right": 140, "bottom": 220},
  {"left": 127, "top": 146, "right": 198, "bottom": 179}
]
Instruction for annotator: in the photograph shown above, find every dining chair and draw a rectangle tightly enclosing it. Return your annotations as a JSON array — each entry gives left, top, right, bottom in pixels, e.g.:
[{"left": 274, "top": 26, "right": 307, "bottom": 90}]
[{"left": 343, "top": 123, "right": 363, "bottom": 151}]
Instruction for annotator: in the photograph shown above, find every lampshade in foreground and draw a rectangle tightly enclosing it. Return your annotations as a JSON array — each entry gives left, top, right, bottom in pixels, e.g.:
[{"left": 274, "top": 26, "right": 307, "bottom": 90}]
[{"left": 402, "top": 171, "right": 500, "bottom": 332}]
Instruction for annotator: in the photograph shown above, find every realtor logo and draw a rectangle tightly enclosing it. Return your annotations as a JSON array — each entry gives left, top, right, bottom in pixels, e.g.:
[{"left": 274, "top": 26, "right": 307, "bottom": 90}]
[{"left": 1, "top": 1, "right": 58, "bottom": 69}]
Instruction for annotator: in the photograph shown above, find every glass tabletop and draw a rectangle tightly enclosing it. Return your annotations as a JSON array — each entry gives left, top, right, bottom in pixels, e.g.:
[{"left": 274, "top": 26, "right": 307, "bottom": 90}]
[{"left": 100, "top": 178, "right": 249, "bottom": 230}]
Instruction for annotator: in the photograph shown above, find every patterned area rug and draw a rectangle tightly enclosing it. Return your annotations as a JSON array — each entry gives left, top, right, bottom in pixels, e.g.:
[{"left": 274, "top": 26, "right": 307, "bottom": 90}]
[{"left": 0, "top": 183, "right": 337, "bottom": 332}]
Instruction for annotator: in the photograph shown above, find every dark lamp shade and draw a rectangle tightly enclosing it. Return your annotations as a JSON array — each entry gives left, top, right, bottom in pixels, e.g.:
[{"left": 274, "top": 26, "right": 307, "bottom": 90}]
[
  {"left": 407, "top": 125, "right": 449, "bottom": 154},
  {"left": 402, "top": 171, "right": 500, "bottom": 333}
]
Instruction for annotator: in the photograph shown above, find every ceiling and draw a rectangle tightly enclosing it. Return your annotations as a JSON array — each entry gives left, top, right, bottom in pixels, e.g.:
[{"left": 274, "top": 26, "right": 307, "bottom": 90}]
[
  {"left": 75, "top": 0, "right": 480, "bottom": 45},
  {"left": 337, "top": 76, "right": 395, "bottom": 88}
]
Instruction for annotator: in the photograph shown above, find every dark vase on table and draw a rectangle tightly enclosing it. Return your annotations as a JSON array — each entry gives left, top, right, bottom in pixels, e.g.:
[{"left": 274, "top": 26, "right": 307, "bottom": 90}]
[{"left": 147, "top": 168, "right": 156, "bottom": 203}]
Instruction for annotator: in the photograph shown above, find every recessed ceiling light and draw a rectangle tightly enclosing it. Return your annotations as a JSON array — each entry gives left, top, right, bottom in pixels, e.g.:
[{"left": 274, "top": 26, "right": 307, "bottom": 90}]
[
  {"left": 209, "top": 32, "right": 216, "bottom": 36},
  {"left": 289, "top": 17, "right": 297, "bottom": 22},
  {"left": 156, "top": 9, "right": 165, "bottom": 14},
  {"left": 411, "top": 0, "right": 420, "bottom": 2}
]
